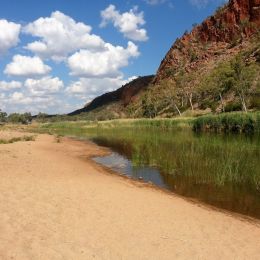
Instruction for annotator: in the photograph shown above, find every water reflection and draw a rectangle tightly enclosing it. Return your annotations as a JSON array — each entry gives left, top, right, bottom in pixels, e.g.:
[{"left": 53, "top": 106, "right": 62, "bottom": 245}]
[{"left": 91, "top": 129, "right": 260, "bottom": 219}]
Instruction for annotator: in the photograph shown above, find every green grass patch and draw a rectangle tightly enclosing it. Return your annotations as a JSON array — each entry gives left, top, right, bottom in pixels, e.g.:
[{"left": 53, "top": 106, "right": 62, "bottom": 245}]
[{"left": 193, "top": 112, "right": 260, "bottom": 134}]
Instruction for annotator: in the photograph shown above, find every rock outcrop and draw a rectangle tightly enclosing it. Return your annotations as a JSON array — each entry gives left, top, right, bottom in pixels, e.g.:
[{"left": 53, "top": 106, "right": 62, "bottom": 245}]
[
  {"left": 154, "top": 0, "right": 260, "bottom": 83},
  {"left": 68, "top": 0, "right": 259, "bottom": 118}
]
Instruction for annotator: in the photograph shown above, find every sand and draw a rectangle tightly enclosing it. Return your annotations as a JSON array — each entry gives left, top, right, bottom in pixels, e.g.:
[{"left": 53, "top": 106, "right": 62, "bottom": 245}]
[
  {"left": 0, "top": 131, "right": 259, "bottom": 260},
  {"left": 0, "top": 129, "right": 34, "bottom": 141}
]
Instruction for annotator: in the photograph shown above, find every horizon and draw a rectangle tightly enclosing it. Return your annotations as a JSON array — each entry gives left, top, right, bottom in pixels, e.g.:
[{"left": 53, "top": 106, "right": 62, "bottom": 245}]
[{"left": 0, "top": 0, "right": 227, "bottom": 115}]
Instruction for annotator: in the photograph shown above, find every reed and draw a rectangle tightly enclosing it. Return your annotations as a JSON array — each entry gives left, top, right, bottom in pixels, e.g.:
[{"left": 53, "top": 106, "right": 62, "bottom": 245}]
[{"left": 193, "top": 112, "right": 260, "bottom": 134}]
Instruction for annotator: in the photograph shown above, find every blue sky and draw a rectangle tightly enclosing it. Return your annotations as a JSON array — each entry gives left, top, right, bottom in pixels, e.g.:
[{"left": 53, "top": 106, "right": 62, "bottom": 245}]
[{"left": 0, "top": 0, "right": 226, "bottom": 114}]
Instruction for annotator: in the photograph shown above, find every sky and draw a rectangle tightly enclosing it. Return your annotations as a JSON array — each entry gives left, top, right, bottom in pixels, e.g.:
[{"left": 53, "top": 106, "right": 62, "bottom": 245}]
[{"left": 0, "top": 0, "right": 227, "bottom": 115}]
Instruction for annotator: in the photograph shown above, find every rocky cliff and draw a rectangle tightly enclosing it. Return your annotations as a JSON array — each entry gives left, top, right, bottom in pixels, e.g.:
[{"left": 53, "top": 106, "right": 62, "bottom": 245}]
[
  {"left": 154, "top": 0, "right": 260, "bottom": 83},
  {"left": 69, "top": 0, "right": 260, "bottom": 119}
]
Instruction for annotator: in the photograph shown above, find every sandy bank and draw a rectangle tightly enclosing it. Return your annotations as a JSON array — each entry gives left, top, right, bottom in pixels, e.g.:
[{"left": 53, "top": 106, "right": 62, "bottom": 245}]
[{"left": 0, "top": 131, "right": 259, "bottom": 259}]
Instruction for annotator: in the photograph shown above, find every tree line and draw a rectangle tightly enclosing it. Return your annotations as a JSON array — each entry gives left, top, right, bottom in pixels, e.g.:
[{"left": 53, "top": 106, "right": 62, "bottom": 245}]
[{"left": 0, "top": 111, "right": 33, "bottom": 124}]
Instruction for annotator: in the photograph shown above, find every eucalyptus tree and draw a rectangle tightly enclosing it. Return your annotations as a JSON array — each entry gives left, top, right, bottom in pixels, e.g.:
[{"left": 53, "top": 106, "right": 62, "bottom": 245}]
[
  {"left": 0, "top": 109, "right": 7, "bottom": 123},
  {"left": 231, "top": 55, "right": 258, "bottom": 113}
]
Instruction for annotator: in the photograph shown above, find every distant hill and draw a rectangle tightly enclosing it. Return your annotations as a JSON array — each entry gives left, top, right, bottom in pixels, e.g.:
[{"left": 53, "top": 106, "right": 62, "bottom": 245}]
[
  {"left": 69, "top": 75, "right": 154, "bottom": 116},
  {"left": 69, "top": 0, "right": 260, "bottom": 119}
]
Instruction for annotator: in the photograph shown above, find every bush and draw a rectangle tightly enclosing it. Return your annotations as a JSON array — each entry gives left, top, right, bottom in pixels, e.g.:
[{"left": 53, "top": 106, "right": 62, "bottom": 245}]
[
  {"left": 8, "top": 113, "right": 32, "bottom": 124},
  {"left": 225, "top": 102, "right": 242, "bottom": 112},
  {"left": 249, "top": 96, "right": 260, "bottom": 109}
]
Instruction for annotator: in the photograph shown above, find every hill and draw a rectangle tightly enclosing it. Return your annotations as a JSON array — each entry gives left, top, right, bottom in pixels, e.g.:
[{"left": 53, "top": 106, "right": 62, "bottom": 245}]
[
  {"left": 69, "top": 0, "right": 260, "bottom": 119},
  {"left": 69, "top": 75, "right": 154, "bottom": 118}
]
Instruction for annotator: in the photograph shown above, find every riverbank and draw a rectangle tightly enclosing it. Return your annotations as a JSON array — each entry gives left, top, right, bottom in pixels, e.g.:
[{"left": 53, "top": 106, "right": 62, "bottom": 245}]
[
  {"left": 0, "top": 130, "right": 260, "bottom": 259},
  {"left": 31, "top": 111, "right": 260, "bottom": 135}
]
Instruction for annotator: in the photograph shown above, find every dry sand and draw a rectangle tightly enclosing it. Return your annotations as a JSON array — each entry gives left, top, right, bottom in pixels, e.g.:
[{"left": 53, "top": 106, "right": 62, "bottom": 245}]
[
  {"left": 0, "top": 129, "right": 34, "bottom": 141},
  {"left": 0, "top": 130, "right": 259, "bottom": 260}
]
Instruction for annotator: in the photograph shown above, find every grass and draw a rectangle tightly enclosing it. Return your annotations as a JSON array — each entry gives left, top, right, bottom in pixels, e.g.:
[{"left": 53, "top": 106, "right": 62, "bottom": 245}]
[
  {"left": 31, "top": 118, "right": 260, "bottom": 188},
  {"left": 0, "top": 135, "right": 35, "bottom": 144},
  {"left": 30, "top": 117, "right": 260, "bottom": 218},
  {"left": 193, "top": 112, "right": 260, "bottom": 134},
  {"left": 32, "top": 113, "right": 260, "bottom": 135},
  {"left": 31, "top": 117, "right": 194, "bottom": 133}
]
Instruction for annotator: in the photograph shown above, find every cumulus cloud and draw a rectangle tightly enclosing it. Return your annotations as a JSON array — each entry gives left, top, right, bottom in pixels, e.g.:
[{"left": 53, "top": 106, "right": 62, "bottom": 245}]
[
  {"left": 68, "top": 41, "right": 139, "bottom": 78},
  {"left": 24, "top": 76, "right": 64, "bottom": 96},
  {"left": 0, "top": 19, "right": 21, "bottom": 55},
  {"left": 0, "top": 80, "right": 22, "bottom": 91},
  {"left": 0, "top": 93, "right": 6, "bottom": 99},
  {"left": 66, "top": 76, "right": 137, "bottom": 102},
  {"left": 0, "top": 11, "right": 142, "bottom": 114},
  {"left": 23, "top": 11, "right": 105, "bottom": 61},
  {"left": 1, "top": 76, "right": 66, "bottom": 114},
  {"left": 4, "top": 55, "right": 51, "bottom": 77},
  {"left": 9, "top": 92, "right": 32, "bottom": 105},
  {"left": 100, "top": 5, "right": 148, "bottom": 42},
  {"left": 6, "top": 91, "right": 61, "bottom": 113}
]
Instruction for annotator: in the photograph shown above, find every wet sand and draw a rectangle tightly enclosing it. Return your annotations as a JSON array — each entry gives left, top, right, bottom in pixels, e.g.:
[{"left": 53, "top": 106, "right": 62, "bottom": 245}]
[{"left": 0, "top": 131, "right": 260, "bottom": 259}]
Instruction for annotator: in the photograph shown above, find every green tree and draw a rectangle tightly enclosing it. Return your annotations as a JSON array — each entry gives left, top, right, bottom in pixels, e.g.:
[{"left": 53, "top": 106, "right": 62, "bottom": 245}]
[
  {"left": 0, "top": 109, "right": 7, "bottom": 123},
  {"left": 231, "top": 55, "right": 257, "bottom": 112},
  {"left": 36, "top": 112, "right": 49, "bottom": 122},
  {"left": 161, "top": 80, "right": 182, "bottom": 116},
  {"left": 7, "top": 113, "right": 32, "bottom": 124},
  {"left": 142, "top": 93, "right": 157, "bottom": 118},
  {"left": 23, "top": 112, "right": 32, "bottom": 123},
  {"left": 200, "top": 62, "right": 234, "bottom": 112}
]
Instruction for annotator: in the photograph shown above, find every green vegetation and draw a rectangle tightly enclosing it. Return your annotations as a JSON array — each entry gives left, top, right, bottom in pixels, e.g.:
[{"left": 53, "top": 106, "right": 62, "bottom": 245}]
[
  {"left": 32, "top": 112, "right": 260, "bottom": 135},
  {"left": 131, "top": 40, "right": 260, "bottom": 119},
  {"left": 32, "top": 118, "right": 193, "bottom": 135},
  {"left": 0, "top": 111, "right": 32, "bottom": 124},
  {"left": 8, "top": 40, "right": 257, "bottom": 124},
  {"left": 32, "top": 120, "right": 260, "bottom": 218},
  {"left": 193, "top": 112, "right": 260, "bottom": 134}
]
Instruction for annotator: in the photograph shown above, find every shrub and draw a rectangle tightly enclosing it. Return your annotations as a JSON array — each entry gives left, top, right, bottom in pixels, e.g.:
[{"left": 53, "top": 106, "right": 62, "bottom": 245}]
[{"left": 225, "top": 102, "right": 242, "bottom": 112}]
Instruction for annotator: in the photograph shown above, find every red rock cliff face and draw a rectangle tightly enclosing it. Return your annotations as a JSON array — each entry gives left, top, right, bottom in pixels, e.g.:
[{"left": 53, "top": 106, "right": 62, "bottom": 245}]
[{"left": 154, "top": 0, "right": 260, "bottom": 83}]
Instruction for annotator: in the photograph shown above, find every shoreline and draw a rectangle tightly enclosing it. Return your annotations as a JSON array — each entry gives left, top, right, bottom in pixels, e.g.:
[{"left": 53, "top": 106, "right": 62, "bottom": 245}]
[
  {"left": 85, "top": 145, "right": 260, "bottom": 226},
  {"left": 71, "top": 136, "right": 260, "bottom": 224},
  {"left": 0, "top": 131, "right": 260, "bottom": 259}
]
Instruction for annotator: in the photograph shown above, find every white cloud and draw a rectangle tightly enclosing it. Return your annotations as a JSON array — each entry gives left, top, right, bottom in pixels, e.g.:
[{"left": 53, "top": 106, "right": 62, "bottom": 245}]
[
  {"left": 9, "top": 92, "right": 32, "bottom": 105},
  {"left": 68, "top": 41, "right": 139, "bottom": 78},
  {"left": 24, "top": 76, "right": 64, "bottom": 96},
  {"left": 23, "top": 11, "right": 105, "bottom": 61},
  {"left": 6, "top": 92, "right": 61, "bottom": 113},
  {"left": 0, "top": 19, "right": 21, "bottom": 55},
  {"left": 0, "top": 80, "right": 22, "bottom": 91},
  {"left": 100, "top": 5, "right": 148, "bottom": 42},
  {"left": 0, "top": 93, "right": 6, "bottom": 99},
  {"left": 66, "top": 76, "right": 137, "bottom": 102},
  {"left": 4, "top": 55, "right": 51, "bottom": 77},
  {"left": 0, "top": 76, "right": 64, "bottom": 113},
  {"left": 0, "top": 11, "right": 143, "bottom": 115}
]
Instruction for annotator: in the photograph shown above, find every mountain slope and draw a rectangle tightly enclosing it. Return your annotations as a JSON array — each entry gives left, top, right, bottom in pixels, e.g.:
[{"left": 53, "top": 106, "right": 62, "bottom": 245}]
[
  {"left": 69, "top": 75, "right": 154, "bottom": 116},
  {"left": 135, "top": 0, "right": 260, "bottom": 117},
  {"left": 154, "top": 0, "right": 260, "bottom": 84},
  {"left": 69, "top": 0, "right": 260, "bottom": 119}
]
